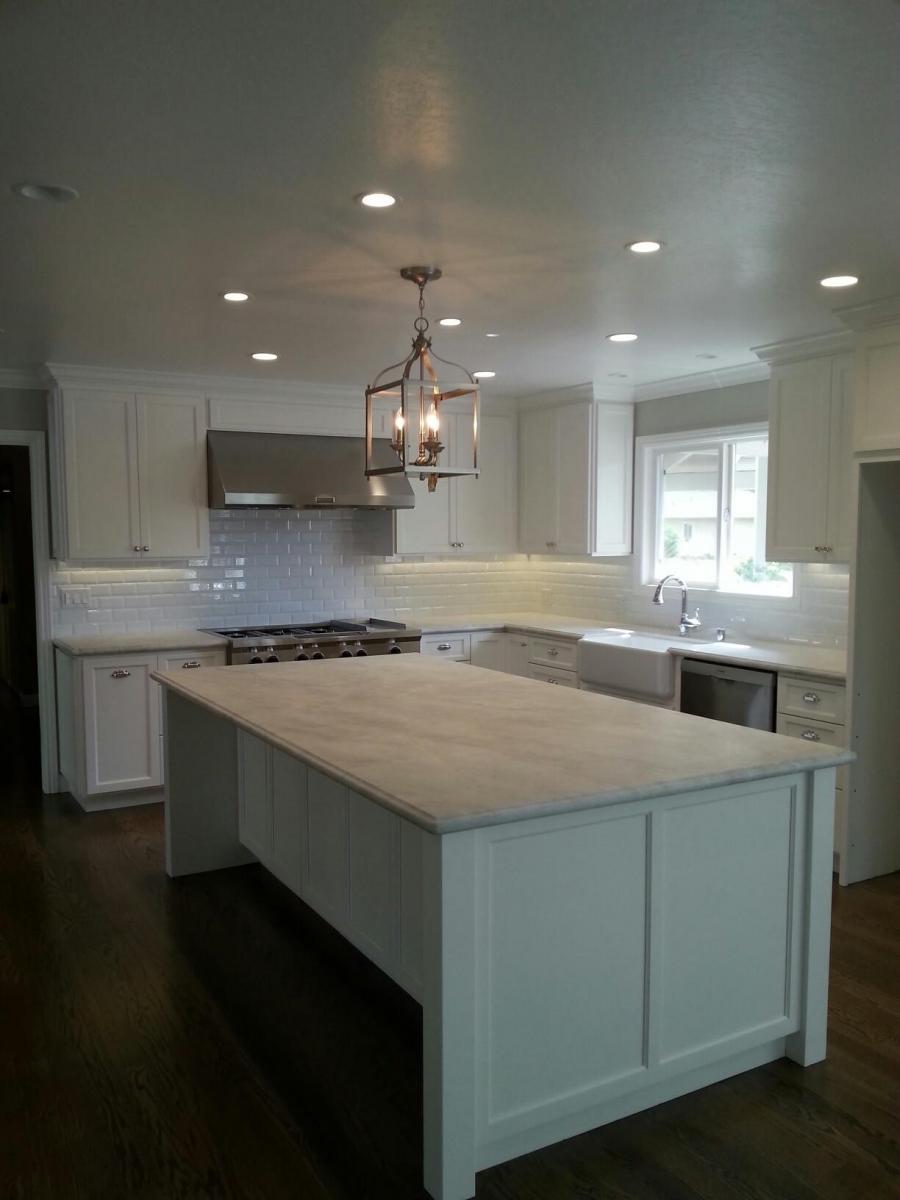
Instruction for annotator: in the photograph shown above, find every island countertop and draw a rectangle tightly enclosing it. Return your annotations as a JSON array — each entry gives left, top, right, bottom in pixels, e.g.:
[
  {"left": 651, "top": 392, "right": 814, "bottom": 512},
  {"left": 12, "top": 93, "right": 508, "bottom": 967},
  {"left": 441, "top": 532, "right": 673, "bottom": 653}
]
[{"left": 153, "top": 655, "right": 851, "bottom": 833}]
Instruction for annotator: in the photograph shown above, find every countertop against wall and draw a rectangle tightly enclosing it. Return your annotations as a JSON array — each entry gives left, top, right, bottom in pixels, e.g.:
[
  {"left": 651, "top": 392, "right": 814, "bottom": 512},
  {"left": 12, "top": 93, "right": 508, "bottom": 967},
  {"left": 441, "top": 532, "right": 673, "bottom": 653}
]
[{"left": 53, "top": 613, "right": 847, "bottom": 679}]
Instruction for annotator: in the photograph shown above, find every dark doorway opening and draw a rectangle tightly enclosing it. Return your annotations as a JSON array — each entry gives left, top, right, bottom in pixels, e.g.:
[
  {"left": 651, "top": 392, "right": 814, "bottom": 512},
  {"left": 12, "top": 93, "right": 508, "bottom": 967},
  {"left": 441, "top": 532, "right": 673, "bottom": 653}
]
[{"left": 0, "top": 444, "right": 40, "bottom": 783}]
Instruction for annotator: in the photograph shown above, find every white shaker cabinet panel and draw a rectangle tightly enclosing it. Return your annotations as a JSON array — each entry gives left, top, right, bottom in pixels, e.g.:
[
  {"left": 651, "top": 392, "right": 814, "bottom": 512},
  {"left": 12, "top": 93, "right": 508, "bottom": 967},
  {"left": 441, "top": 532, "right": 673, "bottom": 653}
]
[
  {"left": 766, "top": 354, "right": 852, "bottom": 564},
  {"left": 469, "top": 631, "right": 508, "bottom": 672},
  {"left": 454, "top": 412, "right": 517, "bottom": 553},
  {"left": 395, "top": 472, "right": 453, "bottom": 553},
  {"left": 82, "top": 653, "right": 161, "bottom": 794},
  {"left": 237, "top": 731, "right": 272, "bottom": 862},
  {"left": 853, "top": 323, "right": 900, "bottom": 452},
  {"left": 137, "top": 392, "right": 209, "bottom": 558},
  {"left": 519, "top": 406, "right": 558, "bottom": 552},
  {"left": 62, "top": 391, "right": 142, "bottom": 560},
  {"left": 304, "top": 769, "right": 350, "bottom": 927},
  {"left": 270, "top": 749, "right": 307, "bottom": 894},
  {"left": 555, "top": 401, "right": 592, "bottom": 554},
  {"left": 505, "top": 633, "right": 532, "bottom": 677}
]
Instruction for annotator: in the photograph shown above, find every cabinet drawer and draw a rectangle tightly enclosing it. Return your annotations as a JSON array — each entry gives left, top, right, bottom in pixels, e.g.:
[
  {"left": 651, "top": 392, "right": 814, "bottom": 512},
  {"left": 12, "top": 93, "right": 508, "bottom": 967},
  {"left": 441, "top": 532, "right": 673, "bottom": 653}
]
[
  {"left": 777, "top": 674, "right": 846, "bottom": 725},
  {"left": 529, "top": 665, "right": 579, "bottom": 688},
  {"left": 776, "top": 714, "right": 848, "bottom": 792},
  {"left": 421, "top": 634, "right": 470, "bottom": 661},
  {"left": 528, "top": 637, "right": 577, "bottom": 671},
  {"left": 159, "top": 650, "right": 228, "bottom": 672}
]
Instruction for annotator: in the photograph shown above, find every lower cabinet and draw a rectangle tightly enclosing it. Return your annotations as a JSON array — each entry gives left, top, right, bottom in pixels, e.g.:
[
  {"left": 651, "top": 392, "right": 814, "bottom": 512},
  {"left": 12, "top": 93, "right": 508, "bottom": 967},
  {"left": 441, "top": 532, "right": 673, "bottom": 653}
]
[
  {"left": 237, "top": 732, "right": 425, "bottom": 999},
  {"left": 55, "top": 646, "right": 227, "bottom": 809},
  {"left": 421, "top": 628, "right": 582, "bottom": 685}
]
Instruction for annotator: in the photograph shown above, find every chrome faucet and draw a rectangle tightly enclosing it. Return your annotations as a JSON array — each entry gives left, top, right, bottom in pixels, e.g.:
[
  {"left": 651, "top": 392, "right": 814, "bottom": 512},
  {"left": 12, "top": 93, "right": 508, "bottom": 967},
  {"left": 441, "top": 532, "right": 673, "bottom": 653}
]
[{"left": 652, "top": 574, "right": 702, "bottom": 636}]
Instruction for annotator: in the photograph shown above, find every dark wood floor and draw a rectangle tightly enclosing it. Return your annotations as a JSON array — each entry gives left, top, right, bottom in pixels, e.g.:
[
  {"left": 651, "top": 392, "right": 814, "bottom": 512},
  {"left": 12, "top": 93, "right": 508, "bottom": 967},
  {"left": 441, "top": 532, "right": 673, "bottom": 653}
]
[{"left": 3, "top": 698, "right": 900, "bottom": 1199}]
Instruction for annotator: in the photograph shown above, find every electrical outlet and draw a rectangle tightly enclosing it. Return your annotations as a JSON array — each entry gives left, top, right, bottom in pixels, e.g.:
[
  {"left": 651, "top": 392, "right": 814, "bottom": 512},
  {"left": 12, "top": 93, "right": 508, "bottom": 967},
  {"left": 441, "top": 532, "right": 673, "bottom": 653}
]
[{"left": 60, "top": 586, "right": 90, "bottom": 608}]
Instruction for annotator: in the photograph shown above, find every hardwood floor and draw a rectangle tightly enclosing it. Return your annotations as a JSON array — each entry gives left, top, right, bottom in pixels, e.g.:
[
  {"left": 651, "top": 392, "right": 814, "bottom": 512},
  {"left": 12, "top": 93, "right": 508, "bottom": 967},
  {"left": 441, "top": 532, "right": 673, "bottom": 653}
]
[{"left": 3, "top": 707, "right": 900, "bottom": 1198}]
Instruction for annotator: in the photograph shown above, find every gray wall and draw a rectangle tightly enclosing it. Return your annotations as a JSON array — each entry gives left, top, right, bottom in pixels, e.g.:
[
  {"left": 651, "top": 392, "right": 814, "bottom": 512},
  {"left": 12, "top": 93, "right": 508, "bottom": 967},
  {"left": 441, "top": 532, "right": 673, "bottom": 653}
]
[
  {"left": 634, "top": 380, "right": 768, "bottom": 438},
  {"left": 0, "top": 388, "right": 47, "bottom": 432}
]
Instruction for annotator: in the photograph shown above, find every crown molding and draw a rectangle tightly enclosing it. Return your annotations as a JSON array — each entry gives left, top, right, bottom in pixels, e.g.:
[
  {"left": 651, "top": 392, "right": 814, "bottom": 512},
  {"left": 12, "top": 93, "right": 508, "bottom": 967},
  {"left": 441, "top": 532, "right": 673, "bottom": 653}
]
[
  {"left": 41, "top": 362, "right": 361, "bottom": 403},
  {"left": 0, "top": 367, "right": 45, "bottom": 390},
  {"left": 513, "top": 382, "right": 597, "bottom": 411},
  {"left": 832, "top": 294, "right": 900, "bottom": 332},
  {"left": 752, "top": 329, "right": 854, "bottom": 365},
  {"left": 633, "top": 360, "right": 768, "bottom": 403}
]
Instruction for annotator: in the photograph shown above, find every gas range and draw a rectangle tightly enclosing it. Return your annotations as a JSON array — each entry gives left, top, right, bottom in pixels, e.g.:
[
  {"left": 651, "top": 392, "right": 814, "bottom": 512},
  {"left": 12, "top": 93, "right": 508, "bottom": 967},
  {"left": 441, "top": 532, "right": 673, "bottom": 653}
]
[{"left": 200, "top": 619, "right": 421, "bottom": 665}]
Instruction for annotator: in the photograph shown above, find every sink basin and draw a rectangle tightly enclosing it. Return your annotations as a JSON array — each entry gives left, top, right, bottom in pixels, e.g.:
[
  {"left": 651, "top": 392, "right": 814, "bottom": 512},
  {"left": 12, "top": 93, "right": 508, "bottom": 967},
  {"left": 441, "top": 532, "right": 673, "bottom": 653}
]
[{"left": 577, "top": 628, "right": 686, "bottom": 700}]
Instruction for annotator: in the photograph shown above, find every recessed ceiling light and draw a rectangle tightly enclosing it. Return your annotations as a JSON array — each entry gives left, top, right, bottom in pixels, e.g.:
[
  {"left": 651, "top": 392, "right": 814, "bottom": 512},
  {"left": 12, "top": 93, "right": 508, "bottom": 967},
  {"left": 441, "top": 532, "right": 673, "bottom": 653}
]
[
  {"left": 607, "top": 332, "right": 638, "bottom": 343},
  {"left": 12, "top": 181, "right": 79, "bottom": 203},
  {"left": 439, "top": 317, "right": 461, "bottom": 327},
  {"left": 251, "top": 352, "right": 278, "bottom": 362},
  {"left": 357, "top": 191, "right": 397, "bottom": 208},
  {"left": 485, "top": 332, "right": 500, "bottom": 338},
  {"left": 608, "top": 372, "right": 628, "bottom": 378},
  {"left": 222, "top": 291, "right": 250, "bottom": 303},
  {"left": 473, "top": 370, "right": 495, "bottom": 379},
  {"left": 696, "top": 352, "right": 718, "bottom": 360},
  {"left": 820, "top": 274, "right": 858, "bottom": 288},
  {"left": 626, "top": 240, "right": 662, "bottom": 254}
]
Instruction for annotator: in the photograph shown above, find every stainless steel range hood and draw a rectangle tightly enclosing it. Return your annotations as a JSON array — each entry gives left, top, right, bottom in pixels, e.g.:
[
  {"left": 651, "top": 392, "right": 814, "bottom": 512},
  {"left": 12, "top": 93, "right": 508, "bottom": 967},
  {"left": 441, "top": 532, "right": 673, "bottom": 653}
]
[{"left": 207, "top": 431, "right": 415, "bottom": 510}]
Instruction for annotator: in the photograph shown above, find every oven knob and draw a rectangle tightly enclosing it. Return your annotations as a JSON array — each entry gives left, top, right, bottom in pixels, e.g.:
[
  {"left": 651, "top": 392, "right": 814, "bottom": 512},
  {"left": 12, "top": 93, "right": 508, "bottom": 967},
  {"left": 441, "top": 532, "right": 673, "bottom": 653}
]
[
  {"left": 265, "top": 655, "right": 279, "bottom": 663},
  {"left": 295, "top": 652, "right": 310, "bottom": 661},
  {"left": 249, "top": 656, "right": 263, "bottom": 665},
  {"left": 388, "top": 641, "right": 402, "bottom": 654},
  {"left": 354, "top": 642, "right": 368, "bottom": 656},
  {"left": 339, "top": 641, "right": 353, "bottom": 658},
  {"left": 311, "top": 651, "right": 325, "bottom": 660}
]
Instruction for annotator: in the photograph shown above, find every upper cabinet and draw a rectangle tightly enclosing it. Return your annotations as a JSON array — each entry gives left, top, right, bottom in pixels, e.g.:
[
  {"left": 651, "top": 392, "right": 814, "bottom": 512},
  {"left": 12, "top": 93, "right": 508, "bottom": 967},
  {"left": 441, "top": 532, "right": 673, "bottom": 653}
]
[
  {"left": 853, "top": 323, "right": 900, "bottom": 453},
  {"left": 519, "top": 399, "right": 633, "bottom": 556},
  {"left": 51, "top": 386, "right": 208, "bottom": 561},
  {"left": 395, "top": 411, "right": 517, "bottom": 554},
  {"left": 766, "top": 354, "right": 853, "bottom": 563}
]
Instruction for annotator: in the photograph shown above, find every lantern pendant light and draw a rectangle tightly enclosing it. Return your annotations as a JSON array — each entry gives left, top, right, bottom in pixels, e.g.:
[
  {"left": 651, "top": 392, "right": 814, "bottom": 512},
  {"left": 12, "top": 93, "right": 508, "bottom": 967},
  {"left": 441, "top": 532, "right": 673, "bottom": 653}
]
[{"left": 365, "top": 266, "right": 479, "bottom": 492}]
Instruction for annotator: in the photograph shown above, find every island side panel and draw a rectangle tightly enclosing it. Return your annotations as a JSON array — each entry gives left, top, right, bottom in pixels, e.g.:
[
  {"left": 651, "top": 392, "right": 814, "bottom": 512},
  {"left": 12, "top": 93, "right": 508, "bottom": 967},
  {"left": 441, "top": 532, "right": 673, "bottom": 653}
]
[{"left": 163, "top": 689, "right": 254, "bottom": 877}]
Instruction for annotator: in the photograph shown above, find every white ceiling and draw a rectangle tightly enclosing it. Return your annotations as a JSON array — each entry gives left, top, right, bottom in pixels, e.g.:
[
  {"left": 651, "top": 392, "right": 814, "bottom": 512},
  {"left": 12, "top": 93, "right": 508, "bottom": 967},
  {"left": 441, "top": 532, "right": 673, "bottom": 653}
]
[{"left": 2, "top": 0, "right": 900, "bottom": 397}]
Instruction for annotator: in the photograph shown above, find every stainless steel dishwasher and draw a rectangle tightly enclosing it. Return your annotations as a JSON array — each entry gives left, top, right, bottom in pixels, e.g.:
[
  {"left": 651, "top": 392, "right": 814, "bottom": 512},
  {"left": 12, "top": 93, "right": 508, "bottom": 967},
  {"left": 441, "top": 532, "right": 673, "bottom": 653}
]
[{"left": 679, "top": 659, "right": 776, "bottom": 731}]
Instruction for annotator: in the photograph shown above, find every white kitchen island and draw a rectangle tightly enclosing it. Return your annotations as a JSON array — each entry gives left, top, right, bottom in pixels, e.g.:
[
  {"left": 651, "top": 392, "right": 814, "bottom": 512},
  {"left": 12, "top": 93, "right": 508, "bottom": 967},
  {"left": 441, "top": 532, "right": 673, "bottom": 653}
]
[{"left": 155, "top": 655, "right": 850, "bottom": 1200}]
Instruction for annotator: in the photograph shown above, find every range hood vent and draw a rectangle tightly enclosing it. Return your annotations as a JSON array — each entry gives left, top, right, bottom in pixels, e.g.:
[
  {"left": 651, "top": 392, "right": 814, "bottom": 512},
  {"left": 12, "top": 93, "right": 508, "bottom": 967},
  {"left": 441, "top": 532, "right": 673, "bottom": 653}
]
[{"left": 207, "top": 431, "right": 415, "bottom": 510}]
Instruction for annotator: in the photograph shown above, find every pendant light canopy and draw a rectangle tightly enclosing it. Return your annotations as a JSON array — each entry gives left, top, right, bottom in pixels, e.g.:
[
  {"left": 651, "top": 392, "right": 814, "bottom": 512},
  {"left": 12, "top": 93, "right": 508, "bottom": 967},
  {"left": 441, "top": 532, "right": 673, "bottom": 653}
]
[{"left": 365, "top": 266, "right": 479, "bottom": 492}]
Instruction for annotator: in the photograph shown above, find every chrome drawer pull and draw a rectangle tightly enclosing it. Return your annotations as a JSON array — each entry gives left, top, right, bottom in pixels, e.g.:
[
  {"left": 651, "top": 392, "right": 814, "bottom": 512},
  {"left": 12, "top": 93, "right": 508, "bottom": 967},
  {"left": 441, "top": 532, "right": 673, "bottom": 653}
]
[
  {"left": 182, "top": 660, "right": 201, "bottom": 669},
  {"left": 801, "top": 729, "right": 820, "bottom": 741},
  {"left": 802, "top": 691, "right": 820, "bottom": 704},
  {"left": 110, "top": 669, "right": 131, "bottom": 679},
  {"left": 436, "top": 643, "right": 452, "bottom": 651},
  {"left": 547, "top": 647, "right": 559, "bottom": 657}
]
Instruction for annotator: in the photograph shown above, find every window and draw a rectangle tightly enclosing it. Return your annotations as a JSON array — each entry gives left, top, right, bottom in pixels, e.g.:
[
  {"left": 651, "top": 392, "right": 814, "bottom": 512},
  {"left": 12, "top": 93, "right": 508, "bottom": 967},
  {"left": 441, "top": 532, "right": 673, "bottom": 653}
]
[{"left": 639, "top": 426, "right": 794, "bottom": 598}]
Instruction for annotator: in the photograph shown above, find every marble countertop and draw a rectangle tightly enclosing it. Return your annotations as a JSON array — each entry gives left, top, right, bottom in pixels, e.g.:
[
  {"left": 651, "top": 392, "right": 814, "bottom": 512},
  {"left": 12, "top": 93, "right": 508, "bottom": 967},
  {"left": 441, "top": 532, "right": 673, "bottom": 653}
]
[
  {"left": 153, "top": 655, "right": 851, "bottom": 834},
  {"left": 413, "top": 613, "right": 847, "bottom": 679},
  {"left": 54, "top": 630, "right": 230, "bottom": 656}
]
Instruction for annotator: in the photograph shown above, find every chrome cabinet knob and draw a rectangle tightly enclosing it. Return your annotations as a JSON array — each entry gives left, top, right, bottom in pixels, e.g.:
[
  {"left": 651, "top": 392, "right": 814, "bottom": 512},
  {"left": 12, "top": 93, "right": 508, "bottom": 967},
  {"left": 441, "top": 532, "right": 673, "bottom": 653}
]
[
  {"left": 133, "top": 545, "right": 140, "bottom": 552},
  {"left": 110, "top": 669, "right": 131, "bottom": 679},
  {"left": 802, "top": 692, "right": 820, "bottom": 704},
  {"left": 142, "top": 545, "right": 150, "bottom": 552},
  {"left": 547, "top": 647, "right": 559, "bottom": 657},
  {"left": 436, "top": 642, "right": 452, "bottom": 651},
  {"left": 801, "top": 729, "right": 820, "bottom": 741},
  {"left": 182, "top": 660, "right": 201, "bottom": 669}
]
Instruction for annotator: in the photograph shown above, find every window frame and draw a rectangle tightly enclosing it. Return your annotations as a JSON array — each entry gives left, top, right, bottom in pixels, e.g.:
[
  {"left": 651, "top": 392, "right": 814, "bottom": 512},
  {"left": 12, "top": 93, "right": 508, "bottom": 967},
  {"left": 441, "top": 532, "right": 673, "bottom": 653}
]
[{"left": 635, "top": 423, "right": 797, "bottom": 604}]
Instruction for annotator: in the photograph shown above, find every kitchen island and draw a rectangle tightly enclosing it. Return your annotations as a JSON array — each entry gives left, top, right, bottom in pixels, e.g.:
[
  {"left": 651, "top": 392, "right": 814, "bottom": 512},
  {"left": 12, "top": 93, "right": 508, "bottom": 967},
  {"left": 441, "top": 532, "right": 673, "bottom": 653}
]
[{"left": 155, "top": 655, "right": 850, "bottom": 1200}]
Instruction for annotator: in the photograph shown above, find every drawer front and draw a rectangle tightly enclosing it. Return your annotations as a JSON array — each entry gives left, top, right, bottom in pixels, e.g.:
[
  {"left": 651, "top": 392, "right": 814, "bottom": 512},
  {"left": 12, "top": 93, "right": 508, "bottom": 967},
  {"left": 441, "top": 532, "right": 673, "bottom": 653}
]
[
  {"left": 159, "top": 649, "right": 228, "bottom": 672},
  {"left": 776, "top": 713, "right": 846, "bottom": 750},
  {"left": 777, "top": 674, "right": 846, "bottom": 725},
  {"left": 421, "top": 634, "right": 471, "bottom": 661},
  {"left": 528, "top": 636, "right": 577, "bottom": 671},
  {"left": 529, "top": 664, "right": 579, "bottom": 688}
]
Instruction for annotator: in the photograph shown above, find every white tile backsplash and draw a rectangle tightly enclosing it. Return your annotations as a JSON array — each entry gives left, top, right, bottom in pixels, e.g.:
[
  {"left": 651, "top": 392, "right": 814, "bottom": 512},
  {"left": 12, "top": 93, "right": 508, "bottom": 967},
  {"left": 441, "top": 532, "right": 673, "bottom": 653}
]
[{"left": 51, "top": 509, "right": 849, "bottom": 647}]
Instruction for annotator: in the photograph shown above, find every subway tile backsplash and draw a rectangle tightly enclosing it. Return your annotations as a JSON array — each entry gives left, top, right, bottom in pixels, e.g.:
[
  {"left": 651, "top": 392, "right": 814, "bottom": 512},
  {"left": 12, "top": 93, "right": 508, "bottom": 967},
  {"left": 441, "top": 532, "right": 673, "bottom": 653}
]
[{"left": 51, "top": 509, "right": 850, "bottom": 647}]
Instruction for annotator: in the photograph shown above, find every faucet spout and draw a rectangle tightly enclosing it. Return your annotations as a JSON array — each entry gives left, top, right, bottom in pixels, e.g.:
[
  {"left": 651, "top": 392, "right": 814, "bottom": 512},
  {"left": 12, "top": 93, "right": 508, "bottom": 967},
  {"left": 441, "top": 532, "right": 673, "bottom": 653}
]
[{"left": 651, "top": 574, "right": 702, "bottom": 636}]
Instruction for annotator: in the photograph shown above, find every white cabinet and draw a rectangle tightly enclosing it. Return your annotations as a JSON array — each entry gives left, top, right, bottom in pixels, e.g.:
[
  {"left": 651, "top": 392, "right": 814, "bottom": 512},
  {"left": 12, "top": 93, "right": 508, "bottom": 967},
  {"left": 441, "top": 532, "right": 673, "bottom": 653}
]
[
  {"left": 82, "top": 653, "right": 162, "bottom": 795},
  {"left": 420, "top": 633, "right": 471, "bottom": 661},
  {"left": 396, "top": 412, "right": 517, "bottom": 554},
  {"left": 505, "top": 634, "right": 531, "bottom": 677},
  {"left": 470, "top": 631, "right": 508, "bottom": 671},
  {"left": 52, "top": 386, "right": 208, "bottom": 561},
  {"left": 766, "top": 355, "right": 852, "bottom": 563},
  {"left": 55, "top": 645, "right": 226, "bottom": 809},
  {"left": 519, "top": 399, "right": 633, "bottom": 556},
  {"left": 853, "top": 322, "right": 900, "bottom": 452}
]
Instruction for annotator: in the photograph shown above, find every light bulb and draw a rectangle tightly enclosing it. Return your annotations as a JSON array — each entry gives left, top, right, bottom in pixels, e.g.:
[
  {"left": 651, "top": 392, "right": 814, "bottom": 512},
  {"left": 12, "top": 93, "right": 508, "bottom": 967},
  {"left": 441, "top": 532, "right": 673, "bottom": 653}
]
[
  {"left": 426, "top": 409, "right": 440, "bottom": 434},
  {"left": 394, "top": 409, "right": 405, "bottom": 430}
]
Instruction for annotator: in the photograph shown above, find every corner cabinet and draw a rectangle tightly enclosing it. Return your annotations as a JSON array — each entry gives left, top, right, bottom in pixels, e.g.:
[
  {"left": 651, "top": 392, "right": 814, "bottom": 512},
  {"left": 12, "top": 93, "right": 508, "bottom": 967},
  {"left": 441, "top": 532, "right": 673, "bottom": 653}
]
[
  {"left": 519, "top": 399, "right": 633, "bottom": 556},
  {"left": 766, "top": 354, "right": 853, "bottom": 564},
  {"left": 395, "top": 411, "right": 517, "bottom": 554},
  {"left": 853, "top": 322, "right": 900, "bottom": 452},
  {"left": 50, "top": 386, "right": 209, "bottom": 561}
]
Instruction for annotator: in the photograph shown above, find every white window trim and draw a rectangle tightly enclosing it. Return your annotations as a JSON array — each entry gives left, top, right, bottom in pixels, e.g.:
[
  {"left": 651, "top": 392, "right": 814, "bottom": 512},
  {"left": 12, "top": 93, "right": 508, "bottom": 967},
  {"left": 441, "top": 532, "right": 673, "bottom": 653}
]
[{"left": 634, "top": 423, "right": 799, "bottom": 607}]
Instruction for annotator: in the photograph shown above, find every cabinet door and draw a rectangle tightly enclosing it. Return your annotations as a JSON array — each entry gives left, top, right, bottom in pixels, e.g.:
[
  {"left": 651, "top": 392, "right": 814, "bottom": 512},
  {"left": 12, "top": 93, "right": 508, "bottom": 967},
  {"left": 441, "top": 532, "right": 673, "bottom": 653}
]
[
  {"left": 505, "top": 633, "right": 531, "bottom": 677},
  {"left": 555, "top": 402, "right": 592, "bottom": 554},
  {"left": 825, "top": 355, "right": 853, "bottom": 562},
  {"left": 137, "top": 392, "right": 209, "bottom": 558},
  {"left": 470, "top": 631, "right": 508, "bottom": 672},
  {"left": 519, "top": 406, "right": 557, "bottom": 552},
  {"left": 454, "top": 413, "right": 517, "bottom": 552},
  {"left": 766, "top": 360, "right": 832, "bottom": 562},
  {"left": 853, "top": 323, "right": 900, "bottom": 452},
  {"left": 593, "top": 403, "right": 634, "bottom": 556},
  {"left": 395, "top": 473, "right": 453, "bottom": 553},
  {"left": 63, "top": 391, "right": 141, "bottom": 559},
  {"left": 82, "top": 654, "right": 161, "bottom": 794}
]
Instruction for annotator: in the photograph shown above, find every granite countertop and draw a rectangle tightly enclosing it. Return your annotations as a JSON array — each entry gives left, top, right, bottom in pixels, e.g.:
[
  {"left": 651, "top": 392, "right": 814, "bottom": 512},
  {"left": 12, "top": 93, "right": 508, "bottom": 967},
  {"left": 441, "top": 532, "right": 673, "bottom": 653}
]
[
  {"left": 54, "top": 630, "right": 230, "bottom": 656},
  {"left": 413, "top": 613, "right": 848, "bottom": 680},
  {"left": 153, "top": 655, "right": 851, "bottom": 834}
]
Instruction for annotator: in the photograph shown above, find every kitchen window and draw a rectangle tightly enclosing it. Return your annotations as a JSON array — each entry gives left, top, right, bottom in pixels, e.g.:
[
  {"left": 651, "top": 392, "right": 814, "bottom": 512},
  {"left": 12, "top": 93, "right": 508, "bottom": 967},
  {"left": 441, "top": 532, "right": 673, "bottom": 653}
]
[{"left": 637, "top": 425, "right": 794, "bottom": 598}]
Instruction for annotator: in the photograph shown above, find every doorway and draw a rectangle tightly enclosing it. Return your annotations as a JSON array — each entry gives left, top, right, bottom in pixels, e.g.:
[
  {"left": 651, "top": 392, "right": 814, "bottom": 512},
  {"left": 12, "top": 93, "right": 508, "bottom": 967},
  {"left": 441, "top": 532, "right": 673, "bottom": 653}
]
[{"left": 0, "top": 431, "right": 56, "bottom": 794}]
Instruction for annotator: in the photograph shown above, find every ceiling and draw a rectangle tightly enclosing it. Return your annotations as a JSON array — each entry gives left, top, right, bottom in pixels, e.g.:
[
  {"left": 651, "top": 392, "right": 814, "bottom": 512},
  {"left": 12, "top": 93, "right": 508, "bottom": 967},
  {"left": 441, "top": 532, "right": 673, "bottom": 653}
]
[{"left": 2, "top": 0, "right": 900, "bottom": 397}]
